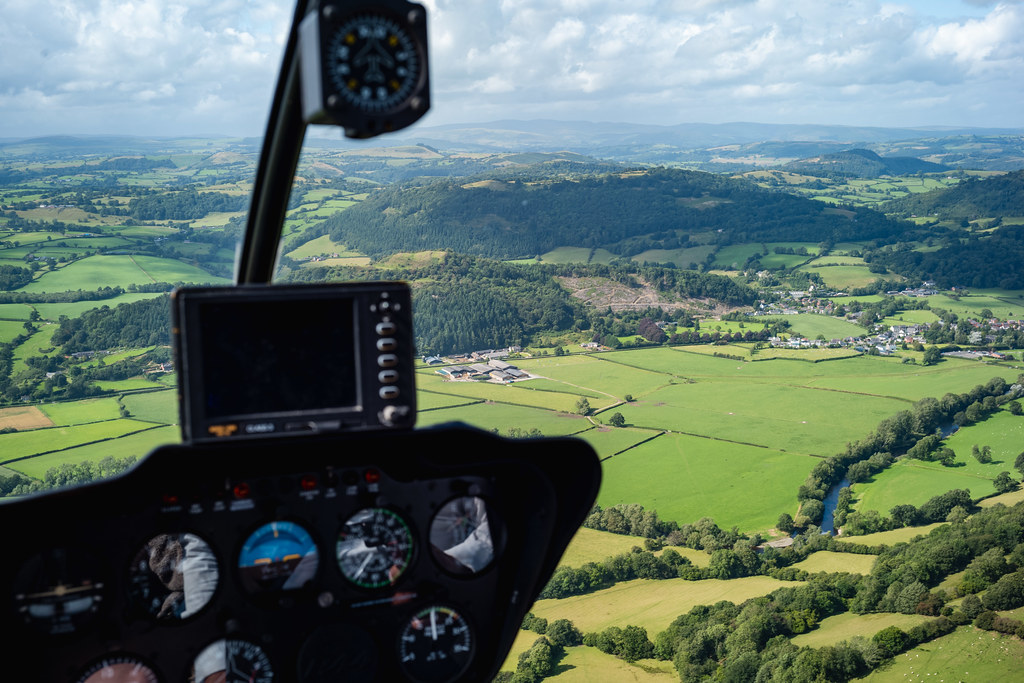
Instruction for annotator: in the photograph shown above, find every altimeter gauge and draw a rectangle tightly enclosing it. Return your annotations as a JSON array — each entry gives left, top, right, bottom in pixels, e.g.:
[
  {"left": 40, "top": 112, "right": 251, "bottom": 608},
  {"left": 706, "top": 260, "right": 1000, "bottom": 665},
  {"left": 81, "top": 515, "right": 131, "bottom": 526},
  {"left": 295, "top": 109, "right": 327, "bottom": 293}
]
[{"left": 299, "top": 0, "right": 430, "bottom": 138}]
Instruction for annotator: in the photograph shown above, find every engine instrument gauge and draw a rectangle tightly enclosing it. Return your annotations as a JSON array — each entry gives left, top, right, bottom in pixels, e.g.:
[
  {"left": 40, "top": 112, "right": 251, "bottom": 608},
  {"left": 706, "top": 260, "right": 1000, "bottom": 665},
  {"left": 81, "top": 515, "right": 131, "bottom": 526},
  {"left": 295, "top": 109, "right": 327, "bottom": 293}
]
[
  {"left": 398, "top": 606, "right": 473, "bottom": 682},
  {"left": 193, "top": 638, "right": 273, "bottom": 683},
  {"left": 128, "top": 533, "right": 218, "bottom": 620},
  {"left": 76, "top": 655, "right": 160, "bottom": 683},
  {"left": 299, "top": 0, "right": 430, "bottom": 138},
  {"left": 336, "top": 507, "right": 414, "bottom": 588},
  {"left": 13, "top": 548, "right": 105, "bottom": 635},
  {"left": 237, "top": 521, "right": 319, "bottom": 593}
]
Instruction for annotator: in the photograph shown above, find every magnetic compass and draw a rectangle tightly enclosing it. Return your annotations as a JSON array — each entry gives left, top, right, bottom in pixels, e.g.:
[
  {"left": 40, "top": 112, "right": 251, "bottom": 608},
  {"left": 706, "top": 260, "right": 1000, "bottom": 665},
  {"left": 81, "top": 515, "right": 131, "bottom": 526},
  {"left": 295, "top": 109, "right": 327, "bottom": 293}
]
[{"left": 300, "top": 0, "right": 430, "bottom": 138}]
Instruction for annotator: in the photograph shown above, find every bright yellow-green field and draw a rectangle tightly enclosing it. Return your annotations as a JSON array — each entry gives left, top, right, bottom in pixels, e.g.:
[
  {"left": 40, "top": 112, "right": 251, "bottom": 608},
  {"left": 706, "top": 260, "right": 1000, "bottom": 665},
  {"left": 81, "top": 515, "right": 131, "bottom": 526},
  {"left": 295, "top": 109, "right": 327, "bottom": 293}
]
[
  {"left": 531, "top": 576, "right": 797, "bottom": 635},
  {"left": 792, "top": 612, "right": 935, "bottom": 648},
  {"left": 558, "top": 528, "right": 711, "bottom": 569},
  {"left": 790, "top": 550, "right": 877, "bottom": 575},
  {"left": 838, "top": 523, "right": 944, "bottom": 547}
]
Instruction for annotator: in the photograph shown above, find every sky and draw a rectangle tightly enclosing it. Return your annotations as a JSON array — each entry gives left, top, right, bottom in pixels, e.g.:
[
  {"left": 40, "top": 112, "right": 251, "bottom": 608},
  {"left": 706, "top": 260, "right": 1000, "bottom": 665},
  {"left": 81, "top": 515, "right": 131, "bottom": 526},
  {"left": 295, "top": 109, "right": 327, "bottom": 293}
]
[{"left": 0, "top": 0, "right": 1021, "bottom": 138}]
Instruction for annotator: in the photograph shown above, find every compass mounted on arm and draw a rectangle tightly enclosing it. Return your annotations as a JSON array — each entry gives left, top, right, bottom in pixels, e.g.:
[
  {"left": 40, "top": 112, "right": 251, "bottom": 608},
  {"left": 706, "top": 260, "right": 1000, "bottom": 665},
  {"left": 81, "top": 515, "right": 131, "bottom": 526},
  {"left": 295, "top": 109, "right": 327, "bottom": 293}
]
[{"left": 299, "top": 0, "right": 430, "bottom": 139}]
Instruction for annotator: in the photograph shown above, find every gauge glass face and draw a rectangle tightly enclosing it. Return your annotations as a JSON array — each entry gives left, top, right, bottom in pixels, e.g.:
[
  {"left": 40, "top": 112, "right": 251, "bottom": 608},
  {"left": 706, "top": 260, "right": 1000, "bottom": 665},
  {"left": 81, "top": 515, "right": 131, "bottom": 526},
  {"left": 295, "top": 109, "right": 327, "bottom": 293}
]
[
  {"left": 237, "top": 521, "right": 319, "bottom": 593},
  {"left": 398, "top": 606, "right": 473, "bottom": 683},
  {"left": 77, "top": 656, "right": 160, "bottom": 683},
  {"left": 128, "top": 532, "right": 218, "bottom": 620},
  {"left": 337, "top": 507, "right": 414, "bottom": 588},
  {"left": 326, "top": 14, "right": 421, "bottom": 114},
  {"left": 13, "top": 548, "right": 105, "bottom": 635},
  {"left": 429, "top": 496, "right": 495, "bottom": 575},
  {"left": 193, "top": 639, "right": 273, "bottom": 683}
]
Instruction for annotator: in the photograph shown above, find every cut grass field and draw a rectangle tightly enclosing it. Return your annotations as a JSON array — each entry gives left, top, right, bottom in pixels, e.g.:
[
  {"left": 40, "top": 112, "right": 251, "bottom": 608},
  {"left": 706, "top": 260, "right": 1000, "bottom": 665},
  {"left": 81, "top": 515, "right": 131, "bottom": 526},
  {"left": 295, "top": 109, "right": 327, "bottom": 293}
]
[
  {"left": 853, "top": 457, "right": 998, "bottom": 514},
  {"left": 837, "top": 523, "right": 944, "bottom": 547},
  {"left": 1, "top": 419, "right": 160, "bottom": 476},
  {"left": 790, "top": 550, "right": 877, "bottom": 575},
  {"left": 15, "top": 254, "right": 229, "bottom": 292},
  {"left": 859, "top": 626, "right": 1024, "bottom": 682},
  {"left": 599, "top": 433, "right": 816, "bottom": 532},
  {"left": 415, "top": 401, "right": 591, "bottom": 437},
  {"left": 790, "top": 612, "right": 935, "bottom": 648},
  {"left": 530, "top": 576, "right": 797, "bottom": 636},
  {"left": 120, "top": 390, "right": 178, "bottom": 424},
  {"left": 39, "top": 397, "right": 122, "bottom": 425},
  {"left": 558, "top": 528, "right": 711, "bottom": 569},
  {"left": 9, "top": 426, "right": 179, "bottom": 477},
  {"left": 759, "top": 313, "right": 866, "bottom": 340}
]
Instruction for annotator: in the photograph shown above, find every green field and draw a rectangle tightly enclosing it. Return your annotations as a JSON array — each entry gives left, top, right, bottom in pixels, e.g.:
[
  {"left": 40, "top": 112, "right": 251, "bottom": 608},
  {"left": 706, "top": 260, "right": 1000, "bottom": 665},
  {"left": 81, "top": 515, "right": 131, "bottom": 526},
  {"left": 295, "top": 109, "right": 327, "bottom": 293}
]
[
  {"left": 760, "top": 313, "right": 866, "bottom": 340},
  {"left": 39, "top": 397, "right": 122, "bottom": 425},
  {"left": 599, "top": 433, "right": 816, "bottom": 531},
  {"left": 0, "top": 419, "right": 159, "bottom": 476},
  {"left": 790, "top": 612, "right": 935, "bottom": 648},
  {"left": 15, "top": 254, "right": 228, "bottom": 292},
  {"left": 837, "top": 523, "right": 944, "bottom": 547},
  {"left": 120, "top": 390, "right": 178, "bottom": 424},
  {"left": 8, "top": 426, "right": 179, "bottom": 477},
  {"left": 859, "top": 626, "right": 1024, "bottom": 682},
  {"left": 790, "top": 550, "right": 877, "bottom": 575},
  {"left": 415, "top": 400, "right": 591, "bottom": 436},
  {"left": 853, "top": 458, "right": 999, "bottom": 514},
  {"left": 531, "top": 576, "right": 796, "bottom": 635}
]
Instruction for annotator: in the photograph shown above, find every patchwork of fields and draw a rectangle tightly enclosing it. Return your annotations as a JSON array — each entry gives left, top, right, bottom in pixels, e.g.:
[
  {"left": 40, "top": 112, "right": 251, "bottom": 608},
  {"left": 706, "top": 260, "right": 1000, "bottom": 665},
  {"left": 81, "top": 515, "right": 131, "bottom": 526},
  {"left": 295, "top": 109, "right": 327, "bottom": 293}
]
[{"left": 416, "top": 346, "right": 1022, "bottom": 531}]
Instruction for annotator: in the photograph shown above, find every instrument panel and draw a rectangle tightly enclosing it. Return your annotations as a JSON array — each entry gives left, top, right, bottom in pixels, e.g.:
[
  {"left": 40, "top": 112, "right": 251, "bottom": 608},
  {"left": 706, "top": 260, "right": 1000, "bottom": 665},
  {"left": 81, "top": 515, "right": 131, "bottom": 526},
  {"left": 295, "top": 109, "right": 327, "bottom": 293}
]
[{"left": 1, "top": 425, "right": 600, "bottom": 682}]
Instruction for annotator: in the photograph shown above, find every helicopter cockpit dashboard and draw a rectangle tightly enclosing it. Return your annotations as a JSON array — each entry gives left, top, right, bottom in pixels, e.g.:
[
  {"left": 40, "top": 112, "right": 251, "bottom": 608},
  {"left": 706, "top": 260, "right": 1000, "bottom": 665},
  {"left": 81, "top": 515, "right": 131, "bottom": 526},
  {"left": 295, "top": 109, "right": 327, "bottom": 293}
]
[{"left": 0, "top": 0, "right": 602, "bottom": 680}]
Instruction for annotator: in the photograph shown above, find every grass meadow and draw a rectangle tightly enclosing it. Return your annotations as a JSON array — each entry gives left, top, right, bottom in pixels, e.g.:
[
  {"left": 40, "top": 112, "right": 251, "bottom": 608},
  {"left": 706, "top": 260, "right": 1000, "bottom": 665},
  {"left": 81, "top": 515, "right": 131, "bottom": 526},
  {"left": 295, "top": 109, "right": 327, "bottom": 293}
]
[
  {"left": 15, "top": 254, "right": 228, "bottom": 292},
  {"left": 9, "top": 426, "right": 180, "bottom": 478},
  {"left": 853, "top": 459, "right": 998, "bottom": 513},
  {"left": 790, "top": 550, "right": 877, "bottom": 575},
  {"left": 859, "top": 626, "right": 1024, "bottom": 683},
  {"left": 530, "top": 576, "right": 796, "bottom": 635},
  {"left": 837, "top": 523, "right": 944, "bottom": 547},
  {"left": 0, "top": 419, "right": 158, "bottom": 475},
  {"left": 39, "top": 397, "right": 122, "bottom": 424},
  {"left": 121, "top": 390, "right": 178, "bottom": 424},
  {"left": 598, "top": 433, "right": 815, "bottom": 531},
  {"left": 790, "top": 612, "right": 935, "bottom": 648}
]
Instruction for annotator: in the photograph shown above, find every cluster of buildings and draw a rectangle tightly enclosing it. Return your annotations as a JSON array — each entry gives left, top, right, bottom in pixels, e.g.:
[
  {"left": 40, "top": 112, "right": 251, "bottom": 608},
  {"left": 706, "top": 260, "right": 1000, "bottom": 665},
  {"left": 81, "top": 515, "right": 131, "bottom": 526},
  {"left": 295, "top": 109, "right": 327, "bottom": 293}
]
[{"left": 428, "top": 349, "right": 532, "bottom": 384}]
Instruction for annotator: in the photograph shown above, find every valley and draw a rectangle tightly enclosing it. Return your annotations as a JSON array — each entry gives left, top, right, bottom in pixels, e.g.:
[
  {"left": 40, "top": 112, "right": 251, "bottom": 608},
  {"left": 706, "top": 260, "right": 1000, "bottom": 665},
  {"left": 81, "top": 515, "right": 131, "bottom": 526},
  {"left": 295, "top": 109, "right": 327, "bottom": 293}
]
[{"left": 1, "top": 131, "right": 1024, "bottom": 681}]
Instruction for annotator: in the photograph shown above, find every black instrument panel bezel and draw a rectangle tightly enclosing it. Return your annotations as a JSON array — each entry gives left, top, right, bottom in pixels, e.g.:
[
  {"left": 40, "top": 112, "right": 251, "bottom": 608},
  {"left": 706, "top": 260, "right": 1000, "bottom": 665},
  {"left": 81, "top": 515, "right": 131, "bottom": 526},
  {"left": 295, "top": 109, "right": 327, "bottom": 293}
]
[{"left": 1, "top": 425, "right": 599, "bottom": 683}]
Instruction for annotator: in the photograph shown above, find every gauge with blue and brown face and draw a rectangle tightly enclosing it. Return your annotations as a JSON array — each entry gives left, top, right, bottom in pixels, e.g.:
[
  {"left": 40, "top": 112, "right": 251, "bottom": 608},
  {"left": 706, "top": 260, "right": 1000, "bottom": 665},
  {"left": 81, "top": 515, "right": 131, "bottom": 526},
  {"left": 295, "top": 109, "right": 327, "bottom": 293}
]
[
  {"left": 237, "top": 521, "right": 319, "bottom": 594},
  {"left": 336, "top": 507, "right": 414, "bottom": 588}
]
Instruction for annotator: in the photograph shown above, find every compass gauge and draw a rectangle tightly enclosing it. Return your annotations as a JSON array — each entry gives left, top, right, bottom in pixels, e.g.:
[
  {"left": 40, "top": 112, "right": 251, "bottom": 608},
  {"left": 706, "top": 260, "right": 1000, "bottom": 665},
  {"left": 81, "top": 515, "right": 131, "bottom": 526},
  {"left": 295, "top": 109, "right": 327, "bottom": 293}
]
[{"left": 299, "top": 0, "right": 430, "bottom": 137}]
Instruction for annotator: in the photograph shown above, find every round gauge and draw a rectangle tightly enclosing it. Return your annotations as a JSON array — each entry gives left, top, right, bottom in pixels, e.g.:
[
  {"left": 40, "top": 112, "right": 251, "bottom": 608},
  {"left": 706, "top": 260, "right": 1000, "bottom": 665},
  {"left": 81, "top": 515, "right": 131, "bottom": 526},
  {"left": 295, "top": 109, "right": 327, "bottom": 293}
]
[
  {"left": 429, "top": 496, "right": 496, "bottom": 576},
  {"left": 76, "top": 655, "right": 160, "bottom": 683},
  {"left": 325, "top": 13, "right": 423, "bottom": 114},
  {"left": 337, "top": 507, "right": 414, "bottom": 588},
  {"left": 128, "top": 533, "right": 218, "bottom": 620},
  {"left": 398, "top": 606, "right": 473, "bottom": 682},
  {"left": 193, "top": 639, "right": 273, "bottom": 683},
  {"left": 13, "top": 548, "right": 105, "bottom": 635},
  {"left": 237, "top": 521, "right": 319, "bottom": 593}
]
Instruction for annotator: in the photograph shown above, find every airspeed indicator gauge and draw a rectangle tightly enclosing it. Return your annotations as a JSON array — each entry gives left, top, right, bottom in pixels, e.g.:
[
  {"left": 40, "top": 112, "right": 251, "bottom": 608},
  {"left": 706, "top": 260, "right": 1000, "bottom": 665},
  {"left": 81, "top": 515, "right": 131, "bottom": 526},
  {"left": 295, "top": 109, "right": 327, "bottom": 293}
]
[{"left": 300, "top": 0, "right": 430, "bottom": 138}]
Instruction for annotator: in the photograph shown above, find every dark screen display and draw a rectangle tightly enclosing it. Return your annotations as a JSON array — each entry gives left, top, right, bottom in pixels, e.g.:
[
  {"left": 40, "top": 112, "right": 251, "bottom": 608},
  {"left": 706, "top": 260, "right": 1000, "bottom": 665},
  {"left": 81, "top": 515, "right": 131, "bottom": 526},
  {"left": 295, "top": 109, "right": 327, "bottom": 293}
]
[{"left": 197, "top": 297, "right": 358, "bottom": 419}]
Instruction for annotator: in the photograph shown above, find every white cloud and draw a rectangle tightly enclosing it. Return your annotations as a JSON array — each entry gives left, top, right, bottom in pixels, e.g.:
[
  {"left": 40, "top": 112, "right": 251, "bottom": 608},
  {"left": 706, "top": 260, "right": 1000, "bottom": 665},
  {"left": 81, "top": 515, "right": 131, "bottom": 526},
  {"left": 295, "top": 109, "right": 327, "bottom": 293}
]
[{"left": 0, "top": 0, "right": 1021, "bottom": 136}]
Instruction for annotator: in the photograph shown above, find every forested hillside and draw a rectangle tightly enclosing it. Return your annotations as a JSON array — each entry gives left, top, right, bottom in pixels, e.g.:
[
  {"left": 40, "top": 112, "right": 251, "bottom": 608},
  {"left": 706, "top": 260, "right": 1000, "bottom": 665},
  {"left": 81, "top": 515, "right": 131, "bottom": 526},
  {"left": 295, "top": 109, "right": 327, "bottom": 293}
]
[
  {"left": 870, "top": 225, "right": 1024, "bottom": 289},
  {"left": 883, "top": 169, "right": 1024, "bottom": 220},
  {"left": 783, "top": 149, "right": 949, "bottom": 178},
  {"left": 323, "top": 168, "right": 911, "bottom": 259},
  {"left": 286, "top": 253, "right": 757, "bottom": 355}
]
